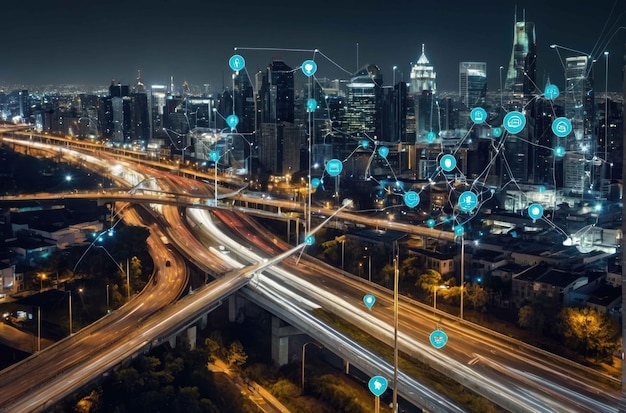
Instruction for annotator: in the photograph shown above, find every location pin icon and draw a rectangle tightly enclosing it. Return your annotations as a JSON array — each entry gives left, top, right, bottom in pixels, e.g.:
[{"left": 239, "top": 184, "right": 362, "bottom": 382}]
[{"left": 363, "top": 294, "right": 375, "bottom": 310}]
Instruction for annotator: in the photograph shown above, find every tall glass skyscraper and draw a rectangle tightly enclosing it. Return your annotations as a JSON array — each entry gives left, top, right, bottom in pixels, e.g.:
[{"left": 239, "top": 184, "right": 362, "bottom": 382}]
[
  {"left": 459, "top": 62, "right": 487, "bottom": 109},
  {"left": 504, "top": 13, "right": 536, "bottom": 110}
]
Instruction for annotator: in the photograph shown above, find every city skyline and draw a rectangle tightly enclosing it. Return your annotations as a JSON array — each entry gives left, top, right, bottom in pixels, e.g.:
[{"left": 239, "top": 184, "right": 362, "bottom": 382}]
[{"left": 2, "top": 0, "right": 625, "bottom": 93}]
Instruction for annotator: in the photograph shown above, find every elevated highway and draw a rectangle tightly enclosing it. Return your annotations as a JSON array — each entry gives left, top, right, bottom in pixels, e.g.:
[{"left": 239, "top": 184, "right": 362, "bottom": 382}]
[{"left": 0, "top": 129, "right": 621, "bottom": 413}]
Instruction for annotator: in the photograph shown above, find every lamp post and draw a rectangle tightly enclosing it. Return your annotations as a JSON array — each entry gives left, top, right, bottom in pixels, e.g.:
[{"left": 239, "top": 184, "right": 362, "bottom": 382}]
[
  {"left": 391, "top": 241, "right": 399, "bottom": 413},
  {"left": 364, "top": 246, "right": 372, "bottom": 282},
  {"left": 67, "top": 290, "right": 73, "bottom": 335},
  {"left": 460, "top": 233, "right": 465, "bottom": 320},
  {"left": 37, "top": 306, "right": 41, "bottom": 352},
  {"left": 301, "top": 341, "right": 323, "bottom": 390},
  {"left": 499, "top": 66, "right": 504, "bottom": 107},
  {"left": 96, "top": 246, "right": 130, "bottom": 302},
  {"left": 106, "top": 284, "right": 110, "bottom": 313},
  {"left": 433, "top": 284, "right": 449, "bottom": 311},
  {"left": 604, "top": 51, "right": 609, "bottom": 176}
]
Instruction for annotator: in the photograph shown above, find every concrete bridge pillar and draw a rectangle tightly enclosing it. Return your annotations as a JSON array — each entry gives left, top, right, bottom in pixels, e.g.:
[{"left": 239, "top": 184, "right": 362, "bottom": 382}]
[
  {"left": 187, "top": 326, "right": 197, "bottom": 351},
  {"left": 271, "top": 316, "right": 300, "bottom": 366},
  {"left": 199, "top": 314, "right": 207, "bottom": 330},
  {"left": 228, "top": 294, "right": 245, "bottom": 323},
  {"left": 168, "top": 335, "right": 176, "bottom": 348}
]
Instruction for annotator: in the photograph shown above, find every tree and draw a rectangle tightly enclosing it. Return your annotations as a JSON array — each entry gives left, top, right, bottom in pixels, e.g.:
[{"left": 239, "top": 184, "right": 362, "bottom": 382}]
[
  {"left": 416, "top": 269, "right": 444, "bottom": 295},
  {"left": 465, "top": 283, "right": 488, "bottom": 311},
  {"left": 517, "top": 304, "right": 545, "bottom": 336},
  {"left": 557, "top": 307, "right": 620, "bottom": 362},
  {"left": 227, "top": 340, "right": 247, "bottom": 369}
]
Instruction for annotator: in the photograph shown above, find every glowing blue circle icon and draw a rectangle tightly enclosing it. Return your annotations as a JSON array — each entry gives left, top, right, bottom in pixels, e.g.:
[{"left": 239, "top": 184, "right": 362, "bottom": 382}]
[
  {"left": 454, "top": 225, "right": 464, "bottom": 237},
  {"left": 429, "top": 329, "right": 448, "bottom": 349},
  {"left": 528, "top": 203, "right": 544, "bottom": 220},
  {"left": 403, "top": 191, "right": 420, "bottom": 208},
  {"left": 378, "top": 146, "right": 389, "bottom": 159},
  {"left": 458, "top": 191, "right": 478, "bottom": 212},
  {"left": 544, "top": 84, "right": 560, "bottom": 100},
  {"left": 503, "top": 111, "right": 526, "bottom": 134},
  {"left": 306, "top": 98, "right": 317, "bottom": 112},
  {"left": 209, "top": 150, "right": 220, "bottom": 162},
  {"left": 551, "top": 117, "right": 572, "bottom": 138},
  {"left": 492, "top": 127, "right": 503, "bottom": 138},
  {"left": 554, "top": 146, "right": 566, "bottom": 157},
  {"left": 363, "top": 294, "right": 376, "bottom": 309},
  {"left": 325, "top": 159, "right": 343, "bottom": 176},
  {"left": 440, "top": 154, "right": 456, "bottom": 172},
  {"left": 311, "top": 177, "right": 321, "bottom": 188},
  {"left": 226, "top": 114, "right": 239, "bottom": 129},
  {"left": 229, "top": 54, "right": 245, "bottom": 71},
  {"left": 539, "top": 185, "right": 546, "bottom": 193},
  {"left": 305, "top": 235, "right": 315, "bottom": 246},
  {"left": 361, "top": 139, "right": 369, "bottom": 149},
  {"left": 426, "top": 218, "right": 436, "bottom": 228},
  {"left": 301, "top": 60, "right": 318, "bottom": 77},
  {"left": 470, "top": 107, "right": 487, "bottom": 124},
  {"left": 368, "top": 375, "right": 388, "bottom": 397},
  {"left": 426, "top": 131, "right": 436, "bottom": 142}
]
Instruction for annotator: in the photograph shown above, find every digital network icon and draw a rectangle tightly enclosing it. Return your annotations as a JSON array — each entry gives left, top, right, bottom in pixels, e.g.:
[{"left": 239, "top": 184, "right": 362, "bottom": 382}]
[
  {"left": 426, "top": 218, "right": 436, "bottom": 228},
  {"left": 306, "top": 98, "right": 317, "bottom": 112},
  {"left": 440, "top": 154, "right": 456, "bottom": 172},
  {"left": 458, "top": 191, "right": 478, "bottom": 212},
  {"left": 209, "top": 150, "right": 220, "bottom": 163},
  {"left": 301, "top": 60, "right": 318, "bottom": 77},
  {"left": 361, "top": 139, "right": 369, "bottom": 149},
  {"left": 403, "top": 191, "right": 420, "bottom": 208},
  {"left": 528, "top": 203, "right": 544, "bottom": 220},
  {"left": 544, "top": 84, "right": 560, "bottom": 100},
  {"left": 378, "top": 146, "right": 389, "bottom": 159},
  {"left": 325, "top": 159, "right": 343, "bottom": 176},
  {"left": 454, "top": 225, "right": 464, "bottom": 237},
  {"left": 228, "top": 54, "right": 245, "bottom": 72},
  {"left": 553, "top": 146, "right": 566, "bottom": 157},
  {"left": 429, "top": 329, "right": 448, "bottom": 349},
  {"left": 492, "top": 127, "right": 503, "bottom": 138},
  {"left": 368, "top": 375, "right": 388, "bottom": 397},
  {"left": 470, "top": 107, "right": 487, "bottom": 124},
  {"left": 226, "top": 114, "right": 239, "bottom": 130},
  {"left": 311, "top": 177, "right": 321, "bottom": 188},
  {"left": 551, "top": 117, "right": 572, "bottom": 137},
  {"left": 305, "top": 235, "right": 315, "bottom": 246},
  {"left": 426, "top": 131, "right": 436, "bottom": 142},
  {"left": 503, "top": 111, "right": 526, "bottom": 134},
  {"left": 363, "top": 293, "right": 376, "bottom": 309}
]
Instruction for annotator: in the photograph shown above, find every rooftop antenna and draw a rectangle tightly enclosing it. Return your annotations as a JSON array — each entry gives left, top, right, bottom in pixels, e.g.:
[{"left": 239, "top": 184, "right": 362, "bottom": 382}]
[
  {"left": 356, "top": 42, "right": 359, "bottom": 72},
  {"left": 170, "top": 76, "right": 174, "bottom": 95}
]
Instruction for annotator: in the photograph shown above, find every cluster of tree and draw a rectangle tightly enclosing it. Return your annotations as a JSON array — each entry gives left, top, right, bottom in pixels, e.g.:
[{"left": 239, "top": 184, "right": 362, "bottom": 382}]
[
  {"left": 518, "top": 304, "right": 621, "bottom": 363},
  {"left": 48, "top": 336, "right": 253, "bottom": 413}
]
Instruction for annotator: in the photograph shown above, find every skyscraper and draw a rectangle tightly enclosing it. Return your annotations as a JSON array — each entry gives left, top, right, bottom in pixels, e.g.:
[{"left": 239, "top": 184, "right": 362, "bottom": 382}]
[
  {"left": 459, "top": 62, "right": 487, "bottom": 109},
  {"left": 504, "top": 11, "right": 537, "bottom": 110},
  {"left": 409, "top": 45, "right": 437, "bottom": 142},
  {"left": 345, "top": 64, "right": 383, "bottom": 139}
]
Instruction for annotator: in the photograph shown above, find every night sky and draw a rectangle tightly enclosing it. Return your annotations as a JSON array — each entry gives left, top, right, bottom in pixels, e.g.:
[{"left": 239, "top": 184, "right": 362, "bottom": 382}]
[{"left": 2, "top": 0, "right": 625, "bottom": 93}]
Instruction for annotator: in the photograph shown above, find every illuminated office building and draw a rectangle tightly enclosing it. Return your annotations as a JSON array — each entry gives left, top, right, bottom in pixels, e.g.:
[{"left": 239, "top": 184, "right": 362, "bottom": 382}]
[
  {"left": 459, "top": 62, "right": 487, "bottom": 109},
  {"left": 410, "top": 44, "right": 437, "bottom": 142},
  {"left": 503, "top": 12, "right": 536, "bottom": 110},
  {"left": 345, "top": 64, "right": 383, "bottom": 139}
]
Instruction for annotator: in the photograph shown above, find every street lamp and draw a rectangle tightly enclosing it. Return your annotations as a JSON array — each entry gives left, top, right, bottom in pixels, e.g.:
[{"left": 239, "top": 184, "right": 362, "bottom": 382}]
[
  {"left": 433, "top": 284, "right": 449, "bottom": 311},
  {"left": 364, "top": 246, "right": 372, "bottom": 282},
  {"left": 499, "top": 66, "right": 504, "bottom": 107},
  {"left": 66, "top": 290, "right": 73, "bottom": 335},
  {"left": 301, "top": 341, "right": 323, "bottom": 390},
  {"left": 106, "top": 284, "right": 110, "bottom": 313},
  {"left": 96, "top": 246, "right": 130, "bottom": 302}
]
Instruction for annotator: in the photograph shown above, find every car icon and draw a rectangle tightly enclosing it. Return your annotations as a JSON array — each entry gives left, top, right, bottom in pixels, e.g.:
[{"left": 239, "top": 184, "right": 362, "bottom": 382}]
[{"left": 507, "top": 117, "right": 522, "bottom": 127}]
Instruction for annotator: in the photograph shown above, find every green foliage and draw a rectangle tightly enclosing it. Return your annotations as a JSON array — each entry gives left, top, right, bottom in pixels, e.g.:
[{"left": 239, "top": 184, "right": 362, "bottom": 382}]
[
  {"left": 557, "top": 307, "right": 620, "bottom": 361},
  {"left": 270, "top": 379, "right": 301, "bottom": 399},
  {"left": 205, "top": 331, "right": 224, "bottom": 361},
  {"left": 464, "top": 283, "right": 488, "bottom": 311},
  {"left": 416, "top": 269, "right": 444, "bottom": 294},
  {"left": 227, "top": 340, "right": 248, "bottom": 369}
]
